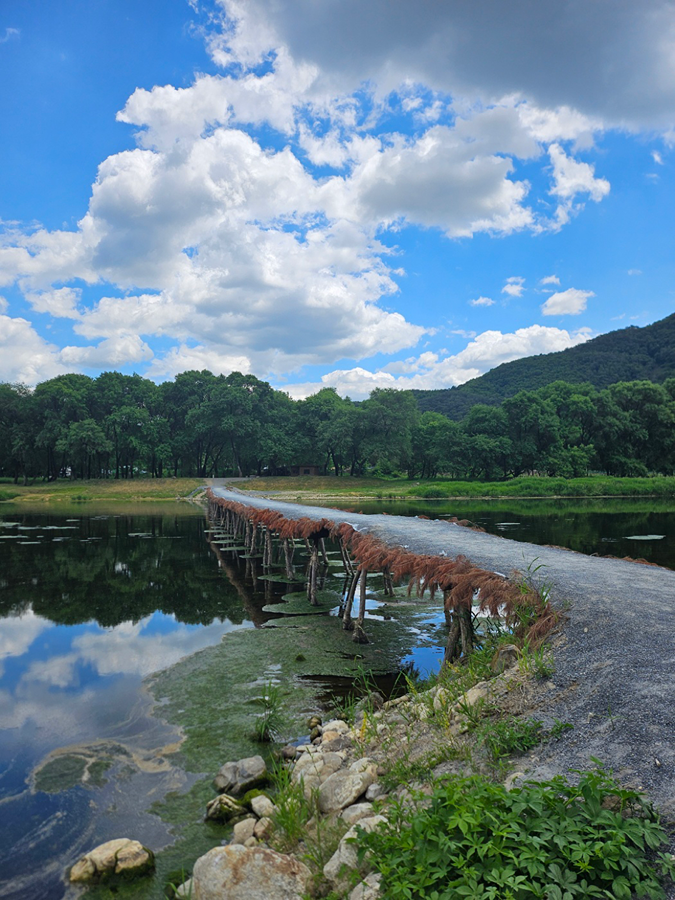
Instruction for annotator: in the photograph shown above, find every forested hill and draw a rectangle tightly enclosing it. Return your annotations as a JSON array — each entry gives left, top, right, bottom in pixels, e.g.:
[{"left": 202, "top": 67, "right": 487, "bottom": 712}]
[{"left": 413, "top": 312, "right": 675, "bottom": 420}]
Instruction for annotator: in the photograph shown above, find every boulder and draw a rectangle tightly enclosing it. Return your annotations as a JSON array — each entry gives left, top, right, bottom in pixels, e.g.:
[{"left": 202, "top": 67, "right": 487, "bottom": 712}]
[
  {"left": 205, "top": 793, "right": 246, "bottom": 822},
  {"left": 250, "top": 794, "right": 276, "bottom": 818},
  {"left": 175, "top": 878, "right": 193, "bottom": 899},
  {"left": 253, "top": 816, "right": 274, "bottom": 840},
  {"left": 350, "top": 872, "right": 382, "bottom": 899},
  {"left": 291, "top": 748, "right": 344, "bottom": 796},
  {"left": 232, "top": 817, "right": 257, "bottom": 845},
  {"left": 318, "top": 758, "right": 377, "bottom": 814},
  {"left": 191, "top": 845, "right": 312, "bottom": 900},
  {"left": 323, "top": 815, "right": 386, "bottom": 888},
  {"left": 214, "top": 755, "right": 267, "bottom": 795},
  {"left": 340, "top": 802, "right": 374, "bottom": 825},
  {"left": 491, "top": 644, "right": 520, "bottom": 674},
  {"left": 69, "top": 838, "right": 154, "bottom": 884}
]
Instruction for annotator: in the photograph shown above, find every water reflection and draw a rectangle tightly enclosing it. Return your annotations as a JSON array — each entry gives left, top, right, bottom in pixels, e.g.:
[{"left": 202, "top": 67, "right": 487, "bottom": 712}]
[{"left": 0, "top": 509, "right": 254, "bottom": 900}]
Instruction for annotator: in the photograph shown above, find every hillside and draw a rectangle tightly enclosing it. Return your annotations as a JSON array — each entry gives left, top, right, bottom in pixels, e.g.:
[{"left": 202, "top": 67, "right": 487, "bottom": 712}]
[{"left": 413, "top": 312, "right": 675, "bottom": 419}]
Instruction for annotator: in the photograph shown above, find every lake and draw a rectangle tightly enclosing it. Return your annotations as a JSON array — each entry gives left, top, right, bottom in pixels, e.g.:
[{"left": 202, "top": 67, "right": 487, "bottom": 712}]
[{"left": 1, "top": 495, "right": 672, "bottom": 898}]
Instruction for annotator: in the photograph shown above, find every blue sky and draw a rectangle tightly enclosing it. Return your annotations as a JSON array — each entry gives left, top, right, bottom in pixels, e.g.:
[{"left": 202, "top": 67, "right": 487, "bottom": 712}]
[{"left": 1, "top": 0, "right": 674, "bottom": 397}]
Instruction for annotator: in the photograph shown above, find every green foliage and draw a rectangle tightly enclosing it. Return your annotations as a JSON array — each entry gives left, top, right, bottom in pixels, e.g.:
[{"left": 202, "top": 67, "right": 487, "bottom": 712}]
[
  {"left": 358, "top": 768, "right": 675, "bottom": 899},
  {"left": 251, "top": 681, "right": 284, "bottom": 742},
  {"left": 476, "top": 716, "right": 543, "bottom": 761},
  {"left": 413, "top": 312, "right": 675, "bottom": 419}
]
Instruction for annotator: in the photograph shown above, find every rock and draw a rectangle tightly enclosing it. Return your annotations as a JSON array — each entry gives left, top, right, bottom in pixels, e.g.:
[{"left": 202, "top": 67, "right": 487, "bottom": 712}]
[
  {"left": 307, "top": 715, "right": 322, "bottom": 729},
  {"left": 433, "top": 686, "right": 452, "bottom": 712},
  {"left": 250, "top": 794, "right": 276, "bottom": 818},
  {"left": 323, "top": 815, "right": 386, "bottom": 888},
  {"left": 350, "top": 872, "right": 382, "bottom": 899},
  {"left": 340, "top": 802, "right": 374, "bottom": 825},
  {"left": 491, "top": 644, "right": 520, "bottom": 674},
  {"left": 253, "top": 816, "right": 274, "bottom": 839},
  {"left": 318, "top": 758, "right": 377, "bottom": 814},
  {"left": 309, "top": 726, "right": 322, "bottom": 741},
  {"left": 205, "top": 793, "right": 246, "bottom": 822},
  {"left": 321, "top": 733, "right": 354, "bottom": 752},
  {"left": 232, "top": 817, "right": 257, "bottom": 845},
  {"left": 191, "top": 845, "right": 312, "bottom": 900},
  {"left": 365, "top": 782, "right": 387, "bottom": 802},
  {"left": 244, "top": 836, "right": 258, "bottom": 848},
  {"left": 280, "top": 744, "right": 299, "bottom": 760},
  {"left": 175, "top": 878, "right": 193, "bottom": 899},
  {"left": 321, "top": 719, "right": 350, "bottom": 734},
  {"left": 291, "top": 749, "right": 344, "bottom": 796},
  {"left": 456, "top": 680, "right": 490, "bottom": 711},
  {"left": 69, "top": 838, "right": 154, "bottom": 884},
  {"left": 214, "top": 755, "right": 267, "bottom": 795},
  {"left": 504, "top": 771, "right": 527, "bottom": 792}
]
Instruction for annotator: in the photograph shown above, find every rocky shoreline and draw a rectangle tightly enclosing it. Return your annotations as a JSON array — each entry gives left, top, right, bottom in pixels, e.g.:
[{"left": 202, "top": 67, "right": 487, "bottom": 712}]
[{"left": 169, "top": 652, "right": 535, "bottom": 900}]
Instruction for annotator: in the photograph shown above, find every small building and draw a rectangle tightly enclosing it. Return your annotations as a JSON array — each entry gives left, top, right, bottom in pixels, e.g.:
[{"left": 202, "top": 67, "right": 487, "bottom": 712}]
[{"left": 289, "top": 465, "right": 322, "bottom": 476}]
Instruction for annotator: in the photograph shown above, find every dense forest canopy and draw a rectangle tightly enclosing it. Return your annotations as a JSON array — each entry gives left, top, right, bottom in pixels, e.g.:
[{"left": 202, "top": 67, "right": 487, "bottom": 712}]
[
  {"left": 2, "top": 370, "right": 675, "bottom": 482},
  {"left": 413, "top": 312, "right": 675, "bottom": 420}
]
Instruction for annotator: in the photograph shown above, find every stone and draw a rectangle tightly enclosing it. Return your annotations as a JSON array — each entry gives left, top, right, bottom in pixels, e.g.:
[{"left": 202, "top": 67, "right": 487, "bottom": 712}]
[
  {"left": 340, "top": 802, "right": 374, "bottom": 825},
  {"left": 456, "top": 680, "right": 490, "bottom": 711},
  {"left": 350, "top": 872, "right": 382, "bottom": 899},
  {"left": 232, "top": 817, "right": 257, "bottom": 845},
  {"left": 291, "top": 749, "right": 344, "bottom": 796},
  {"left": 318, "top": 758, "right": 377, "bottom": 814},
  {"left": 323, "top": 815, "right": 386, "bottom": 888},
  {"left": 214, "top": 755, "right": 267, "bottom": 795},
  {"left": 280, "top": 744, "right": 299, "bottom": 760},
  {"left": 504, "top": 771, "right": 527, "bottom": 792},
  {"left": 321, "top": 733, "right": 354, "bottom": 752},
  {"left": 191, "top": 845, "right": 312, "bottom": 900},
  {"left": 244, "top": 836, "right": 258, "bottom": 848},
  {"left": 205, "top": 793, "right": 246, "bottom": 822},
  {"left": 321, "top": 719, "right": 350, "bottom": 734},
  {"left": 365, "top": 782, "right": 387, "bottom": 802},
  {"left": 175, "top": 878, "right": 193, "bottom": 899},
  {"left": 69, "top": 838, "right": 154, "bottom": 884},
  {"left": 491, "top": 644, "right": 520, "bottom": 674},
  {"left": 250, "top": 794, "right": 276, "bottom": 818},
  {"left": 253, "top": 816, "right": 274, "bottom": 840},
  {"left": 433, "top": 686, "right": 452, "bottom": 712}
]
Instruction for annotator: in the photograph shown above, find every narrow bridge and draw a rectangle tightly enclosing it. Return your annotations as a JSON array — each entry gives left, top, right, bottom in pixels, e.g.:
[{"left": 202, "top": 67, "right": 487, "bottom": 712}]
[{"left": 210, "top": 485, "right": 675, "bottom": 816}]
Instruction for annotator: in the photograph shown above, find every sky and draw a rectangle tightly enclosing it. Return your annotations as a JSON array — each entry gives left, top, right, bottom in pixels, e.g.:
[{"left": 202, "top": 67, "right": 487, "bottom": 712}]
[{"left": 1, "top": 0, "right": 674, "bottom": 399}]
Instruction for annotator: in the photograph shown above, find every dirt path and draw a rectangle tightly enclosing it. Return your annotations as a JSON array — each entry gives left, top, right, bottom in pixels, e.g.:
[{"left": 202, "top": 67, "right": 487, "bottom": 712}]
[{"left": 211, "top": 485, "right": 675, "bottom": 817}]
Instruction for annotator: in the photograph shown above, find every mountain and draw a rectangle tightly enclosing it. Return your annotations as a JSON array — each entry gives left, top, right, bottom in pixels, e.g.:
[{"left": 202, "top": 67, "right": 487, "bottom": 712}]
[{"left": 413, "top": 312, "right": 675, "bottom": 420}]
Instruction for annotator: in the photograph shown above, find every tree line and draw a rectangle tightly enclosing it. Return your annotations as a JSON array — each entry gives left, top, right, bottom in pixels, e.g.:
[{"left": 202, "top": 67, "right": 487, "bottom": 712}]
[{"left": 1, "top": 370, "right": 674, "bottom": 483}]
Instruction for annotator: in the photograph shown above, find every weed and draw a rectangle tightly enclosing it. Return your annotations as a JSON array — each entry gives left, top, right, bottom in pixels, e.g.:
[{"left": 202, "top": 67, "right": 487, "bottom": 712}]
[
  {"left": 549, "top": 718, "right": 574, "bottom": 740},
  {"left": 359, "top": 766, "right": 675, "bottom": 899},
  {"left": 476, "top": 715, "right": 543, "bottom": 761},
  {"left": 518, "top": 639, "right": 555, "bottom": 679},
  {"left": 251, "top": 681, "right": 284, "bottom": 742}
]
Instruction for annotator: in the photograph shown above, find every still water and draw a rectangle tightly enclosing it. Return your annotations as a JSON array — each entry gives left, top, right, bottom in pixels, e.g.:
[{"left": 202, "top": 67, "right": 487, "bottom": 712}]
[
  {"left": 320, "top": 497, "right": 675, "bottom": 570},
  {"left": 1, "top": 496, "right": 672, "bottom": 898}
]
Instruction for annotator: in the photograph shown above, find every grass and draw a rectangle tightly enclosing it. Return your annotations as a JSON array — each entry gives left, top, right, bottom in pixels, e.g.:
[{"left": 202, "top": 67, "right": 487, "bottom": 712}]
[
  {"left": 235, "top": 473, "right": 675, "bottom": 501},
  {"left": 0, "top": 477, "right": 204, "bottom": 504}
]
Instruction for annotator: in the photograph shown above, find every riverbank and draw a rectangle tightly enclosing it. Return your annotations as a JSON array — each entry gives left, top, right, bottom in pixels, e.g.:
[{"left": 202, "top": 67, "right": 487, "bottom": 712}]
[{"left": 0, "top": 478, "right": 203, "bottom": 504}]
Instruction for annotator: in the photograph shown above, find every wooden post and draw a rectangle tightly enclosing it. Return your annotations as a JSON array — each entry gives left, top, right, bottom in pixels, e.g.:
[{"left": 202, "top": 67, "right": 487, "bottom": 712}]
[{"left": 352, "top": 568, "right": 369, "bottom": 644}]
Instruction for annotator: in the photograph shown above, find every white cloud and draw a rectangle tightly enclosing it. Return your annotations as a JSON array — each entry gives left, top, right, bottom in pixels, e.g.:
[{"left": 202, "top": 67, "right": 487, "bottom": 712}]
[
  {"left": 26, "top": 287, "right": 82, "bottom": 319},
  {"left": 628, "top": 268, "right": 642, "bottom": 276},
  {"left": 548, "top": 144, "right": 610, "bottom": 225},
  {"left": 540, "top": 274, "right": 560, "bottom": 286},
  {"left": 469, "top": 296, "right": 494, "bottom": 307},
  {"left": 541, "top": 287, "right": 594, "bottom": 316},
  {"left": 502, "top": 276, "right": 525, "bottom": 298},
  {"left": 285, "top": 324, "right": 591, "bottom": 399},
  {"left": 0, "top": 27, "right": 20, "bottom": 44},
  {"left": 0, "top": 314, "right": 69, "bottom": 384},
  {"left": 219, "top": 0, "right": 675, "bottom": 131},
  {"left": 60, "top": 336, "right": 154, "bottom": 368},
  {"left": 652, "top": 150, "right": 664, "bottom": 165}
]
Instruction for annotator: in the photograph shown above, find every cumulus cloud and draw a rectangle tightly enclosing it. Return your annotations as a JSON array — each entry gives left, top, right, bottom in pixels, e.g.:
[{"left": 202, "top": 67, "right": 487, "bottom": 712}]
[
  {"left": 469, "top": 296, "right": 494, "bottom": 307},
  {"left": 540, "top": 274, "right": 560, "bottom": 286},
  {"left": 217, "top": 0, "right": 675, "bottom": 130},
  {"left": 502, "top": 276, "right": 525, "bottom": 298},
  {"left": 0, "top": 314, "right": 69, "bottom": 384},
  {"left": 285, "top": 324, "right": 591, "bottom": 399},
  {"left": 541, "top": 287, "right": 594, "bottom": 316}
]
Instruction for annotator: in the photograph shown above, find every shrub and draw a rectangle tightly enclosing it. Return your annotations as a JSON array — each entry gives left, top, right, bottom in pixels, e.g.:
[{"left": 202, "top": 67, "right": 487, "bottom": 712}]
[{"left": 359, "top": 767, "right": 675, "bottom": 899}]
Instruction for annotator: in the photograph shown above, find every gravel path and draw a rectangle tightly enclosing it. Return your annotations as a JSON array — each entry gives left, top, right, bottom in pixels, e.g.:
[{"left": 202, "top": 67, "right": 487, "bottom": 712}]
[{"left": 210, "top": 486, "right": 675, "bottom": 817}]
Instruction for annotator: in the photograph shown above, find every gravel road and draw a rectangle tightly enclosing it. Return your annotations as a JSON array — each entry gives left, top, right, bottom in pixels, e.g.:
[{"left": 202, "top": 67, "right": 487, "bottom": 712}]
[{"left": 211, "top": 485, "right": 675, "bottom": 817}]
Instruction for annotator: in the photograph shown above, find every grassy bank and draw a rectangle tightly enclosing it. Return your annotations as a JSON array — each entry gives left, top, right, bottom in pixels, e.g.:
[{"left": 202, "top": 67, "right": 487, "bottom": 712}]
[
  {"left": 0, "top": 477, "right": 203, "bottom": 504},
  {"left": 235, "top": 473, "right": 675, "bottom": 500}
]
